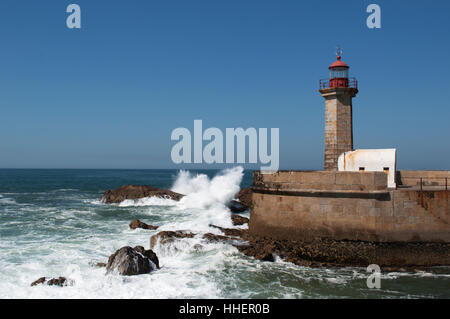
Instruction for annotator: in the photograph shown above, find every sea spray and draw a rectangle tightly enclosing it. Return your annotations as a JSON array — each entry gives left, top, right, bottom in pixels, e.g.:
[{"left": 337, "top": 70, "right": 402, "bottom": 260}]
[
  {"left": 172, "top": 166, "right": 243, "bottom": 209},
  {"left": 118, "top": 167, "right": 244, "bottom": 232}
]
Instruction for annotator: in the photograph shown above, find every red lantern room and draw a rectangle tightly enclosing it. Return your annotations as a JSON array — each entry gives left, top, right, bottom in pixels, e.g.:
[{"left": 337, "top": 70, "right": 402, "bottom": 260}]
[
  {"left": 319, "top": 48, "right": 357, "bottom": 90},
  {"left": 329, "top": 55, "right": 349, "bottom": 88}
]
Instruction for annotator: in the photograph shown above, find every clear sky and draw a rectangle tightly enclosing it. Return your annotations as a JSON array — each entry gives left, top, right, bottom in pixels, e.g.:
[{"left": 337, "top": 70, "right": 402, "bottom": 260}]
[{"left": 0, "top": 0, "right": 449, "bottom": 170}]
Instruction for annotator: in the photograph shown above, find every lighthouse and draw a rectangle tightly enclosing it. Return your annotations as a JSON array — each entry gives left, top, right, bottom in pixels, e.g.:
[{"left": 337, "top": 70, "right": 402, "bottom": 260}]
[{"left": 319, "top": 49, "right": 358, "bottom": 171}]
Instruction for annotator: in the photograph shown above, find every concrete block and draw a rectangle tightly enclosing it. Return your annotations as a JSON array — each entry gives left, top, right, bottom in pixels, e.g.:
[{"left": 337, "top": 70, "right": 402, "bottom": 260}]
[
  {"left": 360, "top": 172, "right": 375, "bottom": 186},
  {"left": 336, "top": 172, "right": 362, "bottom": 185}
]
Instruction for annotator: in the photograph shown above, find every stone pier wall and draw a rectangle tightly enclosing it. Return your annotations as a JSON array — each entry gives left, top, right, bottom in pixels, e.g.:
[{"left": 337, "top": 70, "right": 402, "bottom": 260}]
[
  {"left": 397, "top": 170, "right": 450, "bottom": 187},
  {"left": 250, "top": 171, "right": 450, "bottom": 243}
]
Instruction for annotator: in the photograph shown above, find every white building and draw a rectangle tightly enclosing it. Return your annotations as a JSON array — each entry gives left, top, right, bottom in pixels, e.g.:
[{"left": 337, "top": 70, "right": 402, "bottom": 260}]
[{"left": 338, "top": 149, "right": 397, "bottom": 188}]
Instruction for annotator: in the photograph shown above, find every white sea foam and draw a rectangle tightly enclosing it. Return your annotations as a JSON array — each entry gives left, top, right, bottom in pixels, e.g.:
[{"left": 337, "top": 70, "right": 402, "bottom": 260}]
[
  {"left": 172, "top": 166, "right": 243, "bottom": 210},
  {"left": 116, "top": 167, "right": 244, "bottom": 231},
  {"left": 0, "top": 197, "right": 17, "bottom": 205},
  {"left": 118, "top": 196, "right": 178, "bottom": 207}
]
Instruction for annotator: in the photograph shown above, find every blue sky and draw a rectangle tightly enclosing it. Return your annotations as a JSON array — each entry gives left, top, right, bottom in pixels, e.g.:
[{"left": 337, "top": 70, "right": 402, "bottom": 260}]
[{"left": 0, "top": 0, "right": 449, "bottom": 169}]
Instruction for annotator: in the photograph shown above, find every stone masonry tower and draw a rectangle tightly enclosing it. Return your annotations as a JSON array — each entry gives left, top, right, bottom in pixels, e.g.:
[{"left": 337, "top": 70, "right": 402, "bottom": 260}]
[{"left": 319, "top": 51, "right": 358, "bottom": 170}]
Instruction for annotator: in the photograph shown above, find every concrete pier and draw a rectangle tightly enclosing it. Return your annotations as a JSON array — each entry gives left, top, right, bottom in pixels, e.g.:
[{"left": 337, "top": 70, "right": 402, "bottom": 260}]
[{"left": 250, "top": 171, "right": 449, "bottom": 243}]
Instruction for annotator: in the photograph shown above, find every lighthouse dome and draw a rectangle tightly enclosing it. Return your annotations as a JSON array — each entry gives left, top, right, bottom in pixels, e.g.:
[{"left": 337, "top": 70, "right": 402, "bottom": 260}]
[{"left": 329, "top": 56, "right": 349, "bottom": 69}]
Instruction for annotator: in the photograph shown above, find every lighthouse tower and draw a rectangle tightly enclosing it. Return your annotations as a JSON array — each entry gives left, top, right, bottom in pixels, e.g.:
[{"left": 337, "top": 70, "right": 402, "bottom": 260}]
[{"left": 319, "top": 49, "right": 358, "bottom": 171}]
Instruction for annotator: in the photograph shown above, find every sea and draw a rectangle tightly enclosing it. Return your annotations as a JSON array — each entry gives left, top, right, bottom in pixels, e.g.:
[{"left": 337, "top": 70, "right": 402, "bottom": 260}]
[{"left": 0, "top": 168, "right": 449, "bottom": 299}]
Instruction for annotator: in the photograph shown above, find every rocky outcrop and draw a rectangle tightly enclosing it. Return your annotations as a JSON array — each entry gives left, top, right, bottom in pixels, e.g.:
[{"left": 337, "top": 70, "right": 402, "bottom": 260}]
[
  {"left": 236, "top": 188, "right": 252, "bottom": 208},
  {"left": 47, "top": 277, "right": 69, "bottom": 286},
  {"left": 209, "top": 224, "right": 247, "bottom": 238},
  {"left": 150, "top": 227, "right": 246, "bottom": 248},
  {"left": 31, "top": 276, "right": 71, "bottom": 287},
  {"left": 129, "top": 219, "right": 159, "bottom": 230},
  {"left": 202, "top": 233, "right": 230, "bottom": 242},
  {"left": 101, "top": 185, "right": 184, "bottom": 204},
  {"left": 106, "top": 246, "right": 159, "bottom": 276},
  {"left": 150, "top": 231, "right": 196, "bottom": 250},
  {"left": 101, "top": 184, "right": 252, "bottom": 215},
  {"left": 227, "top": 200, "right": 249, "bottom": 213},
  {"left": 31, "top": 277, "right": 46, "bottom": 286},
  {"left": 236, "top": 235, "right": 450, "bottom": 268},
  {"left": 231, "top": 215, "right": 249, "bottom": 226},
  {"left": 237, "top": 242, "right": 275, "bottom": 262},
  {"left": 226, "top": 188, "right": 252, "bottom": 213}
]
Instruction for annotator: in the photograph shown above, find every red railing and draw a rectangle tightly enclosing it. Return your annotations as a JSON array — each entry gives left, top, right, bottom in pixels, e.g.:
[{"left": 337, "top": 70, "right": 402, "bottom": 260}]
[{"left": 319, "top": 77, "right": 358, "bottom": 90}]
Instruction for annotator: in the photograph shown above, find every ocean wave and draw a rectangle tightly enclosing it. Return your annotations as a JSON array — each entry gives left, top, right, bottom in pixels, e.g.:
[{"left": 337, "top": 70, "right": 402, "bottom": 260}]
[
  {"left": 172, "top": 166, "right": 243, "bottom": 210},
  {"left": 118, "top": 196, "right": 179, "bottom": 207},
  {"left": 0, "top": 197, "right": 17, "bottom": 205}
]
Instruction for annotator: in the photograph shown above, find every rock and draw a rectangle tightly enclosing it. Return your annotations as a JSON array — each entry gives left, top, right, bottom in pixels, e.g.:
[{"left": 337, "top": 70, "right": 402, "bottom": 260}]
[
  {"left": 47, "top": 277, "right": 68, "bottom": 287},
  {"left": 106, "top": 246, "right": 159, "bottom": 276},
  {"left": 227, "top": 200, "right": 249, "bottom": 213},
  {"left": 101, "top": 185, "right": 184, "bottom": 204},
  {"left": 150, "top": 231, "right": 196, "bottom": 249},
  {"left": 236, "top": 188, "right": 252, "bottom": 208},
  {"left": 226, "top": 188, "right": 253, "bottom": 213},
  {"left": 235, "top": 237, "right": 276, "bottom": 262},
  {"left": 31, "top": 277, "right": 46, "bottom": 286},
  {"left": 193, "top": 244, "right": 203, "bottom": 251},
  {"left": 231, "top": 215, "right": 249, "bottom": 226},
  {"left": 134, "top": 246, "right": 159, "bottom": 269},
  {"left": 129, "top": 219, "right": 158, "bottom": 230},
  {"left": 95, "top": 262, "right": 107, "bottom": 268},
  {"left": 209, "top": 224, "right": 247, "bottom": 237},
  {"left": 31, "top": 276, "right": 71, "bottom": 287},
  {"left": 203, "top": 233, "right": 231, "bottom": 243}
]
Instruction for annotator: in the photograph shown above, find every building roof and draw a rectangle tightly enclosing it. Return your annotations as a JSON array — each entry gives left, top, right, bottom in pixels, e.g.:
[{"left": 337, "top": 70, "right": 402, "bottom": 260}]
[{"left": 329, "top": 56, "right": 349, "bottom": 69}]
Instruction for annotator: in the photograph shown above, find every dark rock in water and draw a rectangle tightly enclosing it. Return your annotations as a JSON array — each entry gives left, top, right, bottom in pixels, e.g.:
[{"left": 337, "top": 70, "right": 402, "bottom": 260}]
[
  {"left": 95, "top": 262, "right": 107, "bottom": 268},
  {"left": 236, "top": 188, "right": 252, "bottom": 208},
  {"left": 47, "top": 277, "right": 68, "bottom": 287},
  {"left": 101, "top": 185, "right": 184, "bottom": 204},
  {"left": 231, "top": 215, "right": 249, "bottom": 226},
  {"left": 203, "top": 233, "right": 231, "bottom": 243},
  {"left": 236, "top": 239, "right": 276, "bottom": 262},
  {"left": 129, "top": 219, "right": 159, "bottom": 230},
  {"left": 227, "top": 200, "right": 249, "bottom": 213},
  {"left": 31, "top": 277, "right": 46, "bottom": 286},
  {"left": 106, "top": 246, "right": 159, "bottom": 276},
  {"left": 209, "top": 224, "right": 247, "bottom": 238},
  {"left": 31, "top": 276, "right": 71, "bottom": 287},
  {"left": 150, "top": 231, "right": 196, "bottom": 249},
  {"left": 226, "top": 188, "right": 253, "bottom": 213},
  {"left": 134, "top": 246, "right": 159, "bottom": 269}
]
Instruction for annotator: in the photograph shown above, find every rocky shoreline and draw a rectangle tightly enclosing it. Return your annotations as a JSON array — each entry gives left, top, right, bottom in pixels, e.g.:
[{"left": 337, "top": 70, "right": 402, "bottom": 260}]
[
  {"left": 31, "top": 184, "right": 449, "bottom": 286},
  {"left": 102, "top": 184, "right": 450, "bottom": 270},
  {"left": 146, "top": 220, "right": 450, "bottom": 272},
  {"left": 101, "top": 184, "right": 251, "bottom": 213}
]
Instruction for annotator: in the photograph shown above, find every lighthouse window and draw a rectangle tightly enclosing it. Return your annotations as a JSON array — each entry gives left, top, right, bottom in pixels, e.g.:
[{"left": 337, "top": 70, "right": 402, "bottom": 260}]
[{"left": 331, "top": 68, "right": 348, "bottom": 78}]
